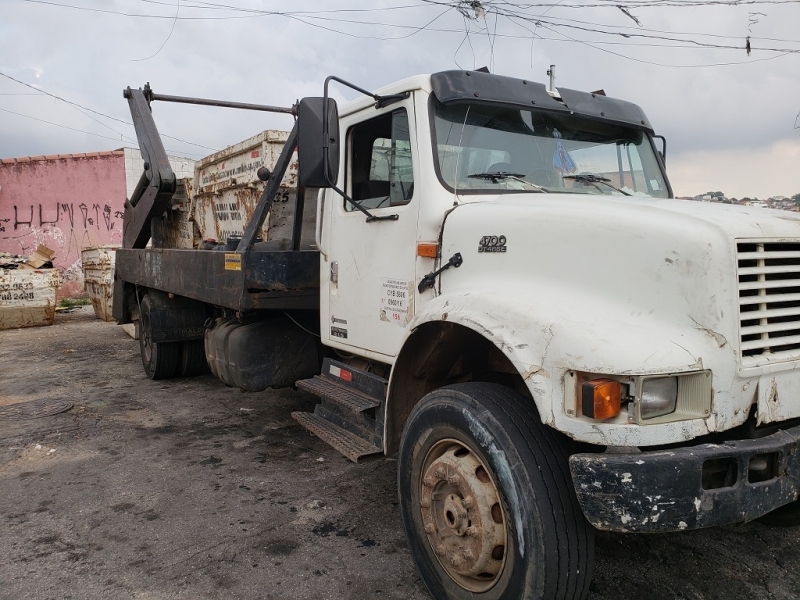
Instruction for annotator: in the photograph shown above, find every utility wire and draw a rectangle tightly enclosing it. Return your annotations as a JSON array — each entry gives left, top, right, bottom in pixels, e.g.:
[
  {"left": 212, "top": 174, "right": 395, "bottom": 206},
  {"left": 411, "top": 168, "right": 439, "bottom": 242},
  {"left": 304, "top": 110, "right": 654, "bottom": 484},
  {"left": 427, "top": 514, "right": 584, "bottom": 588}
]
[
  {"left": 1, "top": 106, "right": 207, "bottom": 156},
  {"left": 534, "top": 20, "right": 794, "bottom": 66},
  {"left": 131, "top": 0, "right": 181, "bottom": 61},
  {"left": 16, "top": 0, "right": 800, "bottom": 50},
  {"left": 1, "top": 106, "right": 134, "bottom": 143},
  {"left": 0, "top": 71, "right": 218, "bottom": 151}
]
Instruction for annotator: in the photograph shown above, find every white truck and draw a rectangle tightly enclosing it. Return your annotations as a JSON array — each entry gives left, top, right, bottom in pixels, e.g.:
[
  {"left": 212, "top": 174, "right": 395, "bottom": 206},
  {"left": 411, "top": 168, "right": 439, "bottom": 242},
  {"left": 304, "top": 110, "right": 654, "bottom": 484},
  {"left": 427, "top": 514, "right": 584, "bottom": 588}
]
[{"left": 114, "top": 70, "right": 800, "bottom": 600}]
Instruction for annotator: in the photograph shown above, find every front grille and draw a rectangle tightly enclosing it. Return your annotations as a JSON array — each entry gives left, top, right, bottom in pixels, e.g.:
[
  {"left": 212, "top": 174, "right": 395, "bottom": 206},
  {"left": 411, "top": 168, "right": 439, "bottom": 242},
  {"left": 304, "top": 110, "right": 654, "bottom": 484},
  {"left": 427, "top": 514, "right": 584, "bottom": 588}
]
[{"left": 737, "top": 240, "right": 800, "bottom": 366}]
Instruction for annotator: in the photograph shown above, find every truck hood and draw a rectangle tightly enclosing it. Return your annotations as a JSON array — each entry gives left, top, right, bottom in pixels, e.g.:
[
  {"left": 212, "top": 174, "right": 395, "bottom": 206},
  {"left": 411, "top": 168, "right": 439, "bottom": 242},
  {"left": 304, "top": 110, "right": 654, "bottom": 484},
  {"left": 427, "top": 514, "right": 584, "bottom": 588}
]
[
  {"left": 453, "top": 193, "right": 800, "bottom": 240},
  {"left": 440, "top": 192, "right": 800, "bottom": 380},
  {"left": 434, "top": 194, "right": 800, "bottom": 439}
]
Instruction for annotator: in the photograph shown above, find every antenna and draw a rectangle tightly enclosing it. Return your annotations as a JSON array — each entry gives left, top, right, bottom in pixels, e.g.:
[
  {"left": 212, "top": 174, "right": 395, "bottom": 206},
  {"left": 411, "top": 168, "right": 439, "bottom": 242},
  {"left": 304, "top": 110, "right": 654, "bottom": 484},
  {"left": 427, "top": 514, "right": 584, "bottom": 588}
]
[{"left": 547, "top": 65, "right": 556, "bottom": 93}]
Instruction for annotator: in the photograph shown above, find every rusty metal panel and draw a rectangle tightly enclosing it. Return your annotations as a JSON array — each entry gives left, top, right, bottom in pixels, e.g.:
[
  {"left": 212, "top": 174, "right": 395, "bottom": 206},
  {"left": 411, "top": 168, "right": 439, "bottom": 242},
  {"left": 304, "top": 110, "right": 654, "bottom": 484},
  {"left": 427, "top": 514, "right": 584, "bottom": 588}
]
[
  {"left": 151, "top": 181, "right": 195, "bottom": 250},
  {"left": 81, "top": 246, "right": 117, "bottom": 321},
  {"left": 192, "top": 130, "right": 298, "bottom": 245},
  {"left": 0, "top": 268, "right": 59, "bottom": 329}
]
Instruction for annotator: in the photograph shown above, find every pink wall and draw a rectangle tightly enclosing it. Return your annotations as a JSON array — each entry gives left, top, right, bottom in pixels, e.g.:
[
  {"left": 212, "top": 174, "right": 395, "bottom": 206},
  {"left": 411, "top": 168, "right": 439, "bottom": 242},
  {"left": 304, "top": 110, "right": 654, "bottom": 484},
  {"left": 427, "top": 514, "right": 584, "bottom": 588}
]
[{"left": 0, "top": 151, "right": 126, "bottom": 298}]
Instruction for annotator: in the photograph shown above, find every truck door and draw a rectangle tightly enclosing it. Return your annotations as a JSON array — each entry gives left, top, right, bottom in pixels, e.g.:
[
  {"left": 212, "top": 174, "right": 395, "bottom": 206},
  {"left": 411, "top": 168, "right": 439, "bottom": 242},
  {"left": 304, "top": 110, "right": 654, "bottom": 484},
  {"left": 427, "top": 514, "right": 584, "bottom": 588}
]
[{"left": 324, "top": 101, "right": 420, "bottom": 359}]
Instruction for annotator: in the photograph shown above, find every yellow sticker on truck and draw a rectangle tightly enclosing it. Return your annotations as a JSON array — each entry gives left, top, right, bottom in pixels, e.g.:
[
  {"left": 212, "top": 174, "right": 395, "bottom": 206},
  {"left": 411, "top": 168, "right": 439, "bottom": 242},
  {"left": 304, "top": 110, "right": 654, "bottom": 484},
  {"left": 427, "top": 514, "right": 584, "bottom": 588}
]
[{"left": 224, "top": 253, "right": 242, "bottom": 271}]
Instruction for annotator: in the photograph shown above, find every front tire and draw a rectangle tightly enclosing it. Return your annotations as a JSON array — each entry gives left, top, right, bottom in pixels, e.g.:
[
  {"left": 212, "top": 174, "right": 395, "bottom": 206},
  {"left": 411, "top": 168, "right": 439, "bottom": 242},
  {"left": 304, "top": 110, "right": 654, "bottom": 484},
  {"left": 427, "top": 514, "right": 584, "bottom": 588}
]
[
  {"left": 758, "top": 499, "right": 800, "bottom": 527},
  {"left": 398, "top": 383, "right": 594, "bottom": 600}
]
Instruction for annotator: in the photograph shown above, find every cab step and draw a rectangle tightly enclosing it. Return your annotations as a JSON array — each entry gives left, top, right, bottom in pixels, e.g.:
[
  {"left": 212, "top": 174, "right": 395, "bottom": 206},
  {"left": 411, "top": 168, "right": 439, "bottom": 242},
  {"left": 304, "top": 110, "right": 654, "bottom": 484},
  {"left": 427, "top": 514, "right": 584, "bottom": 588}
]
[
  {"left": 291, "top": 411, "right": 382, "bottom": 463},
  {"left": 296, "top": 376, "right": 380, "bottom": 414},
  {"left": 293, "top": 358, "right": 387, "bottom": 463}
]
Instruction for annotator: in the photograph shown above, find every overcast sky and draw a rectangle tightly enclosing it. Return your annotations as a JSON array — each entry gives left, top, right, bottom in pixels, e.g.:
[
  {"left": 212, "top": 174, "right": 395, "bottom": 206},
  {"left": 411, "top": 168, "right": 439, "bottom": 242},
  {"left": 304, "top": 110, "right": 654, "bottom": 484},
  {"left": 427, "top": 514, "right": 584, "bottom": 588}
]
[{"left": 1, "top": 0, "right": 799, "bottom": 199}]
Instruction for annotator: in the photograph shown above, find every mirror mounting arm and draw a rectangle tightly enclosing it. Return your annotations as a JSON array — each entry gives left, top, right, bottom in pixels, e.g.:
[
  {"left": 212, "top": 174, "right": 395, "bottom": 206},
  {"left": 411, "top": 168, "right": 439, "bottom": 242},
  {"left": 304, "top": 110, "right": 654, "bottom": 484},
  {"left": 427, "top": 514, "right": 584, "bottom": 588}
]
[
  {"left": 322, "top": 76, "right": 400, "bottom": 223},
  {"left": 327, "top": 181, "right": 399, "bottom": 223},
  {"left": 376, "top": 92, "right": 410, "bottom": 109},
  {"left": 653, "top": 134, "right": 667, "bottom": 165}
]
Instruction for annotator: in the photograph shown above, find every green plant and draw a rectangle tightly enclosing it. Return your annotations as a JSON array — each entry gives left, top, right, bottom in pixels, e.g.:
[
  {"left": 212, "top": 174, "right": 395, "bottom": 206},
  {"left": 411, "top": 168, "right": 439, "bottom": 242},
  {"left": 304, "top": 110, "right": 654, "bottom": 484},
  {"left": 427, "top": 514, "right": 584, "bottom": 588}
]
[{"left": 58, "top": 297, "right": 92, "bottom": 308}]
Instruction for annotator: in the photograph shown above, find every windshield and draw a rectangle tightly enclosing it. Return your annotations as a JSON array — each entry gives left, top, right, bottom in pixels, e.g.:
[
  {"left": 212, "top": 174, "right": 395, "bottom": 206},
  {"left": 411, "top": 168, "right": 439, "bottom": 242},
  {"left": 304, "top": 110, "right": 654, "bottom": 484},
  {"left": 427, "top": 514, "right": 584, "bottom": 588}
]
[{"left": 432, "top": 99, "right": 669, "bottom": 198}]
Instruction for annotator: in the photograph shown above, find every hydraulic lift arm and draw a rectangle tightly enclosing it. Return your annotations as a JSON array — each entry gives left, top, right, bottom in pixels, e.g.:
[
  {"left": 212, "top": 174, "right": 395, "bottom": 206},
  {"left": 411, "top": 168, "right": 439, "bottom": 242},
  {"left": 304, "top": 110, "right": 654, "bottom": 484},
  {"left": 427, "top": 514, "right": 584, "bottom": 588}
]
[
  {"left": 121, "top": 83, "right": 298, "bottom": 250},
  {"left": 122, "top": 85, "right": 177, "bottom": 249}
]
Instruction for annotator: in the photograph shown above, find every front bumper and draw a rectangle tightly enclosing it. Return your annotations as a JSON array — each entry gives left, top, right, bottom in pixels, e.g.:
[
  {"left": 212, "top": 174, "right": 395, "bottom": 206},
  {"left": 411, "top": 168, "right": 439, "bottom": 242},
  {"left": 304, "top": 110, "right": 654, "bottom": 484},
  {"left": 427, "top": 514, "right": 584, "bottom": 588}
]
[{"left": 569, "top": 423, "right": 800, "bottom": 532}]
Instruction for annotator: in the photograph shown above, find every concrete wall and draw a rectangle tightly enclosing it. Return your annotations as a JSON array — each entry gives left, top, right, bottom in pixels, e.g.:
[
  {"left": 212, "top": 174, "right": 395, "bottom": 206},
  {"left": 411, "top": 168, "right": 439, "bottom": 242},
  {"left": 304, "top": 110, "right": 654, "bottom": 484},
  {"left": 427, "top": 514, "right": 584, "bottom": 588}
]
[
  {"left": 123, "top": 148, "right": 195, "bottom": 200},
  {"left": 0, "top": 150, "right": 195, "bottom": 299}
]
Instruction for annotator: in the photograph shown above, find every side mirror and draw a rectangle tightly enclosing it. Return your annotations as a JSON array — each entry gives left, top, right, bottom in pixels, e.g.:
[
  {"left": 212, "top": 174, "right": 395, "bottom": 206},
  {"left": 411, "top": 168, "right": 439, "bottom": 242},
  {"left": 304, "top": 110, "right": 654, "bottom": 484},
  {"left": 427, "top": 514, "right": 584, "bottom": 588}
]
[{"left": 298, "top": 97, "right": 339, "bottom": 188}]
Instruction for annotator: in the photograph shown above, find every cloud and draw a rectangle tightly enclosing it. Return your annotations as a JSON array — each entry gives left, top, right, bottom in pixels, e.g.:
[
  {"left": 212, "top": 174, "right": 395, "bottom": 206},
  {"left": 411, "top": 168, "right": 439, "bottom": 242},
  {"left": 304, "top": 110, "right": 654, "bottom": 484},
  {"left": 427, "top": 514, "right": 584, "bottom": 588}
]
[
  {"left": 1, "top": 0, "right": 799, "bottom": 198},
  {"left": 668, "top": 138, "right": 800, "bottom": 198}
]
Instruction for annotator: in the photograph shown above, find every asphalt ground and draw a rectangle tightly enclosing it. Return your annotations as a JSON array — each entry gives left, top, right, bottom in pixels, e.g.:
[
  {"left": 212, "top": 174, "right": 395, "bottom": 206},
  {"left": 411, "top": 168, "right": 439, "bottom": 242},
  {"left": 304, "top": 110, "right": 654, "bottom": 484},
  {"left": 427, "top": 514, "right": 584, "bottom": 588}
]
[{"left": 1, "top": 307, "right": 798, "bottom": 600}]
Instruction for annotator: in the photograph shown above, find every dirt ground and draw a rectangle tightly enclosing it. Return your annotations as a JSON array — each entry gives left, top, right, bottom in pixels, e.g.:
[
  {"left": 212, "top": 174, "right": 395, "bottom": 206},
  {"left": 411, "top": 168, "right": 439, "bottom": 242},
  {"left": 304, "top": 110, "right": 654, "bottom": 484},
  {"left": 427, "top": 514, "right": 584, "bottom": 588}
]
[{"left": 0, "top": 308, "right": 798, "bottom": 600}]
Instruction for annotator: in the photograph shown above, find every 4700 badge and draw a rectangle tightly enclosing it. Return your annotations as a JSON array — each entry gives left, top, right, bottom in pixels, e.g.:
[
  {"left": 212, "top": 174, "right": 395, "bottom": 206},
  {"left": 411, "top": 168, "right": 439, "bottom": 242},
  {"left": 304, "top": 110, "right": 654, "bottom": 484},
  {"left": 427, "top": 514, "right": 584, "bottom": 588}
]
[{"left": 478, "top": 235, "right": 507, "bottom": 253}]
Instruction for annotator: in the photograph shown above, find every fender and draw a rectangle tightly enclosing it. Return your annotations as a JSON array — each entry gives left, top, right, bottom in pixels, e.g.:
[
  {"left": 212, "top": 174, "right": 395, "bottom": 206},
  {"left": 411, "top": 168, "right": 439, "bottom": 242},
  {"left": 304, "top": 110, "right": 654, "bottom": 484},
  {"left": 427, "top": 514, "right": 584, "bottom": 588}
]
[{"left": 387, "top": 285, "right": 744, "bottom": 448}]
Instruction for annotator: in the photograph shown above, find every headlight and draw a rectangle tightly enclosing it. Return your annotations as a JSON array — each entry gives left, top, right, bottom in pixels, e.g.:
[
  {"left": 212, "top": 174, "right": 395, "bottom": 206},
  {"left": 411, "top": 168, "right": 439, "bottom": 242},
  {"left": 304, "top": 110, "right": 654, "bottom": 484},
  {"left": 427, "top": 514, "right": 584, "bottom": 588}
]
[
  {"left": 640, "top": 377, "right": 677, "bottom": 419},
  {"left": 634, "top": 371, "right": 712, "bottom": 424},
  {"left": 567, "top": 370, "right": 712, "bottom": 424}
]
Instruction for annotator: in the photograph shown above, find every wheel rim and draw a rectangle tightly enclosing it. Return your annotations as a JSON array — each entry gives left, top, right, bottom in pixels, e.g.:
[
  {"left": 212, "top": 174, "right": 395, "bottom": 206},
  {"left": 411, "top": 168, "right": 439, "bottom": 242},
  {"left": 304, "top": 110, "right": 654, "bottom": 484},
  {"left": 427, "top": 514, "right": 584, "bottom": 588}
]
[{"left": 419, "top": 438, "right": 508, "bottom": 593}]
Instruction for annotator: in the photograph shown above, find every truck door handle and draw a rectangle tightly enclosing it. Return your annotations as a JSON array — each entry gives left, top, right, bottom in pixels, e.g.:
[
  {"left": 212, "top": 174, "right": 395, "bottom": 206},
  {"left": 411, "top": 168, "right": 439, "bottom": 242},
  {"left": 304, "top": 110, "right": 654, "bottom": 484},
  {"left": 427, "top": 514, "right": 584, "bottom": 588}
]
[{"left": 418, "top": 253, "right": 462, "bottom": 293}]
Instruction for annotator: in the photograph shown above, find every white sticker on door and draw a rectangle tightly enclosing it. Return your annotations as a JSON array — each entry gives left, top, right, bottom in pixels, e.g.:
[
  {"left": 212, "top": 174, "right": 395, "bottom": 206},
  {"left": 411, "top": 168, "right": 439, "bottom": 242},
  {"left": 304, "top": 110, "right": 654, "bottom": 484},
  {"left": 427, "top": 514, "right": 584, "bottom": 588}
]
[{"left": 380, "top": 278, "right": 412, "bottom": 326}]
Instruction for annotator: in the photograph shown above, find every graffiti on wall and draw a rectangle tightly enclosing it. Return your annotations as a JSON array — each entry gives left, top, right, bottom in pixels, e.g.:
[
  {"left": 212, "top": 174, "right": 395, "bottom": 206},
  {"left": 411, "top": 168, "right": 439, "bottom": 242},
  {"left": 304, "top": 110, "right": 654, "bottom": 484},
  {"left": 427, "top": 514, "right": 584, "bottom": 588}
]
[
  {"left": 2, "top": 202, "right": 122, "bottom": 233},
  {"left": 0, "top": 201, "right": 123, "bottom": 296}
]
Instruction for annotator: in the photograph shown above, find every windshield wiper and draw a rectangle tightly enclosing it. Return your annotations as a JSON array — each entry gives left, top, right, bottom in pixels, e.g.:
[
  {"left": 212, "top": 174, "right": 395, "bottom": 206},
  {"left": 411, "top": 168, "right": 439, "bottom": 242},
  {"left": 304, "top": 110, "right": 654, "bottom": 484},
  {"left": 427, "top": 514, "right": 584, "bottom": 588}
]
[
  {"left": 563, "top": 174, "right": 631, "bottom": 196},
  {"left": 468, "top": 172, "right": 549, "bottom": 193}
]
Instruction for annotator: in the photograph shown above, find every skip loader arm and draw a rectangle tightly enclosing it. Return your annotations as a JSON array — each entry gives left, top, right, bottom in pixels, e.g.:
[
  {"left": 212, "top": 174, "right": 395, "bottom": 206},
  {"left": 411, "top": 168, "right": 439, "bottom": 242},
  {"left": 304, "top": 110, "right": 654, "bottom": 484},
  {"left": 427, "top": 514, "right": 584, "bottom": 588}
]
[{"left": 122, "top": 85, "right": 177, "bottom": 249}]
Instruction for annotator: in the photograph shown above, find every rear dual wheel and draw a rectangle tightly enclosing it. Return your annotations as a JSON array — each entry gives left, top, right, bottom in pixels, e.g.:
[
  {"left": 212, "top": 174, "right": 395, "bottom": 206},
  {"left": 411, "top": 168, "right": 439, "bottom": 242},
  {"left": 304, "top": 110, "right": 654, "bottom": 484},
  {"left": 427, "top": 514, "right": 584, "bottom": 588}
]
[
  {"left": 139, "top": 295, "right": 180, "bottom": 380},
  {"left": 398, "top": 383, "right": 594, "bottom": 600},
  {"left": 138, "top": 294, "right": 207, "bottom": 380}
]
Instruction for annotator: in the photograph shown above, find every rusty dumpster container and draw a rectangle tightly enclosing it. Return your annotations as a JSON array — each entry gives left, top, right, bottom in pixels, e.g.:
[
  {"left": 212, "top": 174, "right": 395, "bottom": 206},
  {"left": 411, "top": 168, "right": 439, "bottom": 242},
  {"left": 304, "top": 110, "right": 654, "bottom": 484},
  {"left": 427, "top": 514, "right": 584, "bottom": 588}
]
[
  {"left": 191, "top": 130, "right": 298, "bottom": 245},
  {"left": 0, "top": 268, "right": 60, "bottom": 330},
  {"left": 81, "top": 246, "right": 117, "bottom": 321}
]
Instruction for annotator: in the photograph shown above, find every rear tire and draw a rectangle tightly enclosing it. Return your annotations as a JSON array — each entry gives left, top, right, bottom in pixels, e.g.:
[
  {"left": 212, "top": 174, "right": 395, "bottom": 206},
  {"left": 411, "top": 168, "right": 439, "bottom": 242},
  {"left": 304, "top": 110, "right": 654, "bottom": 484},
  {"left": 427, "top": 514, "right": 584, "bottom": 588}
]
[
  {"left": 139, "top": 294, "right": 180, "bottom": 380},
  {"left": 398, "top": 383, "right": 594, "bottom": 600},
  {"left": 178, "top": 339, "right": 209, "bottom": 377}
]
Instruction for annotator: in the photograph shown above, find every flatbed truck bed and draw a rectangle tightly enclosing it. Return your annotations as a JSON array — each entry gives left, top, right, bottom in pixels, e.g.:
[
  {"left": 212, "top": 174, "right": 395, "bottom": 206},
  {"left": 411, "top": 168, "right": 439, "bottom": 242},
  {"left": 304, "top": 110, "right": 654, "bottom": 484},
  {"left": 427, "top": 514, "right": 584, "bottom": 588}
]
[{"left": 114, "top": 247, "right": 319, "bottom": 311}]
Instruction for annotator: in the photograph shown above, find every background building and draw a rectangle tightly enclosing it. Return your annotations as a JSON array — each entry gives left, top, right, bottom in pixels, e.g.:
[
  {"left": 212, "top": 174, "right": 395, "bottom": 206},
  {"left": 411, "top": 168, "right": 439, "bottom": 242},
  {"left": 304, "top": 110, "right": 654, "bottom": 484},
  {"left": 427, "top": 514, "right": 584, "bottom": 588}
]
[{"left": 0, "top": 149, "right": 193, "bottom": 298}]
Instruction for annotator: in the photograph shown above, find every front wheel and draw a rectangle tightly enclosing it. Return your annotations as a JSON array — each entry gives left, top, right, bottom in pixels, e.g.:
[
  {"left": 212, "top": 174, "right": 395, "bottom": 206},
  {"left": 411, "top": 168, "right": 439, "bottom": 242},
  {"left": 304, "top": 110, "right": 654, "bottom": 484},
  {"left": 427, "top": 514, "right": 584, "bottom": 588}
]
[
  {"left": 758, "top": 499, "right": 800, "bottom": 527},
  {"left": 398, "top": 383, "right": 594, "bottom": 600}
]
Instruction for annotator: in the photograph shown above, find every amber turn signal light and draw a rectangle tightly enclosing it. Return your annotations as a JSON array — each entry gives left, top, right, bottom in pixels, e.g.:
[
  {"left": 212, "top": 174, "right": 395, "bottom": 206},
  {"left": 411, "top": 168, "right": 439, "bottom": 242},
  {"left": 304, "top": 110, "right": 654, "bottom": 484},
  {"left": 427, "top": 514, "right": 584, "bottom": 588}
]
[
  {"left": 417, "top": 242, "right": 438, "bottom": 258},
  {"left": 582, "top": 379, "right": 622, "bottom": 420}
]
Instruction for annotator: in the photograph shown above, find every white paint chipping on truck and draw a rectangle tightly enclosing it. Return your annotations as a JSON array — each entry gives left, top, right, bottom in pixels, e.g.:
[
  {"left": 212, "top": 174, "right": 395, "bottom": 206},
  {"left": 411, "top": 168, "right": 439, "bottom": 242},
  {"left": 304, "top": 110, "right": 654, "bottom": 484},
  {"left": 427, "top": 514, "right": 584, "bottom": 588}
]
[{"left": 114, "top": 70, "right": 800, "bottom": 600}]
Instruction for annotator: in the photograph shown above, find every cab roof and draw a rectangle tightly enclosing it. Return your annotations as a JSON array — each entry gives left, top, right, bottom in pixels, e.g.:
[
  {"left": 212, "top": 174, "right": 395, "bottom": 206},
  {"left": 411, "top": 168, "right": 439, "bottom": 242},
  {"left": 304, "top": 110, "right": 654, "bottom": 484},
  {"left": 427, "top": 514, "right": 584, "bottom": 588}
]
[{"left": 340, "top": 70, "right": 654, "bottom": 134}]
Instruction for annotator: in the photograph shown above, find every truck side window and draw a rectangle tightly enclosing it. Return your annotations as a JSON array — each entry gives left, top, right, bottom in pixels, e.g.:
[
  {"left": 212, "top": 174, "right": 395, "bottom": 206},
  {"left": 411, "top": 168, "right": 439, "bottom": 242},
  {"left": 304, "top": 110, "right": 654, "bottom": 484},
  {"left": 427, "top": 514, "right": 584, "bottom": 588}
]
[{"left": 347, "top": 109, "right": 414, "bottom": 211}]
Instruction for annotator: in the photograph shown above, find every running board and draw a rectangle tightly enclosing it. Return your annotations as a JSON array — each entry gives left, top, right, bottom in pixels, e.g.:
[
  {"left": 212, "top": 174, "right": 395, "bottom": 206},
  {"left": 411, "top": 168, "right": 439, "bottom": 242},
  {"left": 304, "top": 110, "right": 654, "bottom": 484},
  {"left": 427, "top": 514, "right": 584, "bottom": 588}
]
[
  {"left": 291, "top": 411, "right": 382, "bottom": 463},
  {"left": 293, "top": 358, "right": 387, "bottom": 463}
]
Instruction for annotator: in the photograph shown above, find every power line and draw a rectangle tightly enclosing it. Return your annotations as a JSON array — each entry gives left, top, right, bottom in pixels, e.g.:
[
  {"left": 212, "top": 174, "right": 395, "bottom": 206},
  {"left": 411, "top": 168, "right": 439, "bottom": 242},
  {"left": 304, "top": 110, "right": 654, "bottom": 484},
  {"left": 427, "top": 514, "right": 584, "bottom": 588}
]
[
  {"left": 0, "top": 106, "right": 133, "bottom": 143},
  {"left": 17, "top": 0, "right": 800, "bottom": 50},
  {"left": 1, "top": 106, "right": 207, "bottom": 157},
  {"left": 18, "top": 0, "right": 248, "bottom": 20},
  {"left": 0, "top": 71, "right": 218, "bottom": 151},
  {"left": 131, "top": 0, "right": 181, "bottom": 61},
  {"left": 533, "top": 20, "right": 794, "bottom": 66}
]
